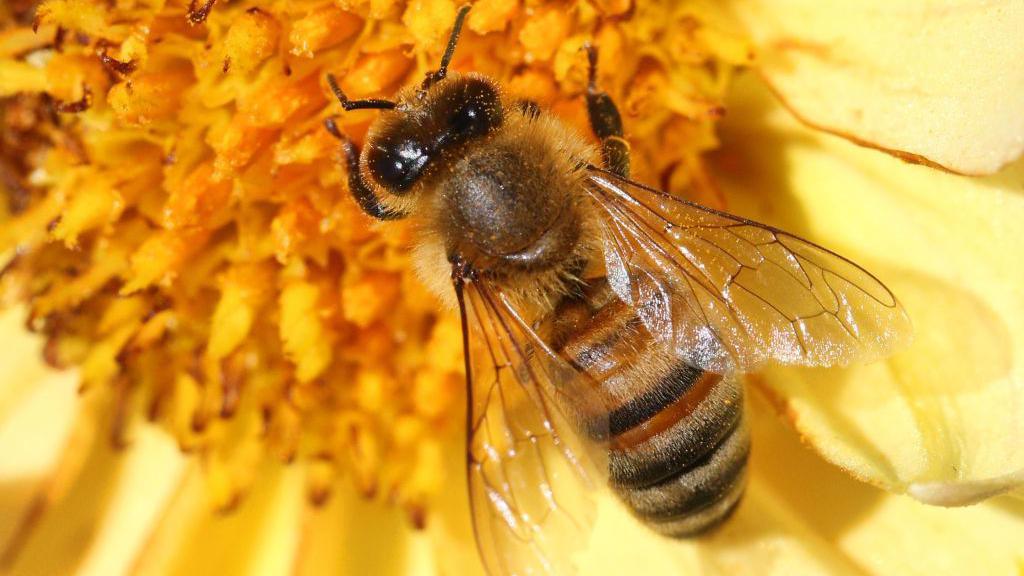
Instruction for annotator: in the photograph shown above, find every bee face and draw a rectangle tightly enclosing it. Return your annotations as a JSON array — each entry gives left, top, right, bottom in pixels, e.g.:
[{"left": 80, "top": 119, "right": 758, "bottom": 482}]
[
  {"left": 361, "top": 73, "right": 592, "bottom": 281},
  {"left": 363, "top": 75, "right": 505, "bottom": 195}
]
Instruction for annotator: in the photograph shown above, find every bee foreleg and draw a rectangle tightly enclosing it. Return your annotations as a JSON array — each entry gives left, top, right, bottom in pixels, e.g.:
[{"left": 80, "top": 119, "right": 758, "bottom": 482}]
[
  {"left": 583, "top": 44, "right": 630, "bottom": 179},
  {"left": 323, "top": 117, "right": 408, "bottom": 221}
]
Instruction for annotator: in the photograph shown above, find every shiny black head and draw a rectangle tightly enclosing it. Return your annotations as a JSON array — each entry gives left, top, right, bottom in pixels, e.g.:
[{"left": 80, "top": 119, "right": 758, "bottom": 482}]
[
  {"left": 365, "top": 75, "right": 505, "bottom": 194},
  {"left": 326, "top": 4, "right": 592, "bottom": 283},
  {"left": 326, "top": 5, "right": 499, "bottom": 196}
]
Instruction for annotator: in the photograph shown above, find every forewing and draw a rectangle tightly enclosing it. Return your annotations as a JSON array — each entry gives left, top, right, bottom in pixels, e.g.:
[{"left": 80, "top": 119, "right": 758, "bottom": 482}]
[
  {"left": 460, "top": 280, "right": 608, "bottom": 576},
  {"left": 586, "top": 168, "right": 912, "bottom": 373}
]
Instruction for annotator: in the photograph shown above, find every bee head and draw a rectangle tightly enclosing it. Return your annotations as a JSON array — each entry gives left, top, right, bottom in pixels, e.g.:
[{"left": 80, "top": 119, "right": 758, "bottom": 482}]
[
  {"left": 325, "top": 5, "right": 499, "bottom": 199},
  {"left": 362, "top": 74, "right": 505, "bottom": 195}
]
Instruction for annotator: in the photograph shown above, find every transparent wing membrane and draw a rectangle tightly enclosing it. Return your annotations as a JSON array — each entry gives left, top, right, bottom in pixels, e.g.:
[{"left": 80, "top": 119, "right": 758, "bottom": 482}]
[
  {"left": 461, "top": 281, "right": 608, "bottom": 576},
  {"left": 586, "top": 168, "right": 912, "bottom": 374}
]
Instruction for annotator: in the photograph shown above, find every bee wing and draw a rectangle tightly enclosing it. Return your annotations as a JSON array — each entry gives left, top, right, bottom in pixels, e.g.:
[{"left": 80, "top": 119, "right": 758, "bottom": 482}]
[
  {"left": 585, "top": 167, "right": 912, "bottom": 374},
  {"left": 456, "top": 278, "right": 608, "bottom": 576}
]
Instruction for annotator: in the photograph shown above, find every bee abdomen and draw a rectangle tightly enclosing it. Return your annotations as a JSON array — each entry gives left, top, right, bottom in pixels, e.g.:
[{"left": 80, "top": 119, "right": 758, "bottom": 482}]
[
  {"left": 614, "top": 407, "right": 749, "bottom": 536},
  {"left": 607, "top": 370, "right": 743, "bottom": 488},
  {"left": 607, "top": 370, "right": 748, "bottom": 536},
  {"left": 550, "top": 282, "right": 749, "bottom": 535}
]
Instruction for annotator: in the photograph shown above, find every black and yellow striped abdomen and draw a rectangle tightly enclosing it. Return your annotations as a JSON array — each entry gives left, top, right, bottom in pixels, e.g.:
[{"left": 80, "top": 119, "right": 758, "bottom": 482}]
[{"left": 550, "top": 281, "right": 749, "bottom": 537}]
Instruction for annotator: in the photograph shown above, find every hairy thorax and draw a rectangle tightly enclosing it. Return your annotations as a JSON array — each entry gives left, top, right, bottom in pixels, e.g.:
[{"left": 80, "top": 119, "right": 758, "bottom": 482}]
[
  {"left": 442, "top": 139, "right": 574, "bottom": 269},
  {"left": 413, "top": 112, "right": 601, "bottom": 310}
]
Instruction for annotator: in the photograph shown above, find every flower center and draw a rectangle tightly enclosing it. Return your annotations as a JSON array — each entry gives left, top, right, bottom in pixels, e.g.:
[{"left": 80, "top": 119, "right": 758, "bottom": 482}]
[{"left": 0, "top": 0, "right": 746, "bottom": 523}]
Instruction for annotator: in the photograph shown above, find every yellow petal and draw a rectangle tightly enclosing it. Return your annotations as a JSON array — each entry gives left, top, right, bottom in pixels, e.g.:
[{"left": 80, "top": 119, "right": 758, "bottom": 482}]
[
  {"left": 0, "top": 308, "right": 72, "bottom": 425},
  {"left": 0, "top": 355, "right": 78, "bottom": 553},
  {"left": 75, "top": 425, "right": 187, "bottom": 576},
  {"left": 422, "top": 432, "right": 488, "bottom": 576},
  {"left": 131, "top": 462, "right": 305, "bottom": 576},
  {"left": 294, "top": 484, "right": 418, "bottom": 576},
  {"left": 0, "top": 388, "right": 121, "bottom": 575},
  {"left": 747, "top": 389, "right": 1024, "bottom": 575},
  {"left": 728, "top": 1, "right": 1024, "bottom": 175},
  {"left": 712, "top": 73, "right": 1024, "bottom": 503},
  {"left": 0, "top": 314, "right": 184, "bottom": 576}
]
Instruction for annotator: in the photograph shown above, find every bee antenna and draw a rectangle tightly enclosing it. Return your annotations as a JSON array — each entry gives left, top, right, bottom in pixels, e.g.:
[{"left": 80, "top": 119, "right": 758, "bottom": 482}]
[
  {"left": 322, "top": 115, "right": 344, "bottom": 140},
  {"left": 420, "top": 4, "right": 472, "bottom": 93},
  {"left": 326, "top": 73, "right": 396, "bottom": 111}
]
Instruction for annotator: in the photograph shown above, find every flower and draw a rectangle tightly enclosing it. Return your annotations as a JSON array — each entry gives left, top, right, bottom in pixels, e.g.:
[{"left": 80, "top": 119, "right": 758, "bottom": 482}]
[{"left": 1, "top": 1, "right": 1023, "bottom": 575}]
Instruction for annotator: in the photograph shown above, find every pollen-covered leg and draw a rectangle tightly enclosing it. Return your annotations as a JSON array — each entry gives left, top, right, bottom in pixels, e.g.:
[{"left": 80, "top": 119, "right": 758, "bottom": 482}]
[
  {"left": 584, "top": 44, "right": 630, "bottom": 179},
  {"left": 323, "top": 117, "right": 407, "bottom": 221}
]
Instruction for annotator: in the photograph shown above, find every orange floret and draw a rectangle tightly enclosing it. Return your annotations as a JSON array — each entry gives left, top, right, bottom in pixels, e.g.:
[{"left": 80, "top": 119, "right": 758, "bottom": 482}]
[
  {"left": 210, "top": 115, "right": 279, "bottom": 180},
  {"left": 163, "top": 162, "right": 234, "bottom": 230},
  {"left": 222, "top": 8, "right": 281, "bottom": 74},
  {"left": 50, "top": 175, "right": 124, "bottom": 246},
  {"left": 289, "top": 7, "right": 363, "bottom": 58},
  {"left": 271, "top": 196, "right": 323, "bottom": 262},
  {"left": 403, "top": 0, "right": 458, "bottom": 47},
  {"left": 122, "top": 228, "right": 212, "bottom": 294},
  {"left": 594, "top": 0, "right": 633, "bottom": 16},
  {"left": 279, "top": 279, "right": 335, "bottom": 383},
  {"left": 207, "top": 263, "right": 275, "bottom": 362},
  {"left": 467, "top": 0, "right": 519, "bottom": 34},
  {"left": 337, "top": 49, "right": 413, "bottom": 97},
  {"left": 341, "top": 269, "right": 400, "bottom": 328},
  {"left": 44, "top": 54, "right": 109, "bottom": 105},
  {"left": 519, "top": 7, "right": 571, "bottom": 62},
  {"left": 34, "top": 0, "right": 114, "bottom": 39},
  {"left": 239, "top": 74, "right": 324, "bottom": 126},
  {"left": 107, "top": 66, "right": 193, "bottom": 125}
]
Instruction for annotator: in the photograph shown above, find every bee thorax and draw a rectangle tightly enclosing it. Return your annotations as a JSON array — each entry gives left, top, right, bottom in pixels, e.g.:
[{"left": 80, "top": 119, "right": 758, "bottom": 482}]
[{"left": 439, "top": 142, "right": 581, "bottom": 274}]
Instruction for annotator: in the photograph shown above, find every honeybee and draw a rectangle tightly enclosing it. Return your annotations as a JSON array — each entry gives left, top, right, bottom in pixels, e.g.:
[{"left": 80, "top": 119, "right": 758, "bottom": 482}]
[{"left": 324, "top": 6, "right": 911, "bottom": 575}]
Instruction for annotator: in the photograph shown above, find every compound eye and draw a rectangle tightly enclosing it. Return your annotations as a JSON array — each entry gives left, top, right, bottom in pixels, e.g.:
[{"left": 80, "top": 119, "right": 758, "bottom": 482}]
[
  {"left": 450, "top": 101, "right": 489, "bottom": 137},
  {"left": 369, "top": 137, "right": 429, "bottom": 193},
  {"left": 447, "top": 79, "right": 502, "bottom": 139}
]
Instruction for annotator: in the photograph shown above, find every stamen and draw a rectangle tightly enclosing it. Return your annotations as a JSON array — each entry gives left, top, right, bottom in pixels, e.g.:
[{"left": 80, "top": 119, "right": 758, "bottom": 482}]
[
  {"left": 53, "top": 86, "right": 92, "bottom": 113},
  {"left": 188, "top": 0, "right": 218, "bottom": 25}
]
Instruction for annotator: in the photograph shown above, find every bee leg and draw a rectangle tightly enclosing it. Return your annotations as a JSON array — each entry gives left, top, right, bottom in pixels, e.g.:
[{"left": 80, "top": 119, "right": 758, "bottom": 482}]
[
  {"left": 323, "top": 117, "right": 408, "bottom": 221},
  {"left": 583, "top": 44, "right": 630, "bottom": 179}
]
